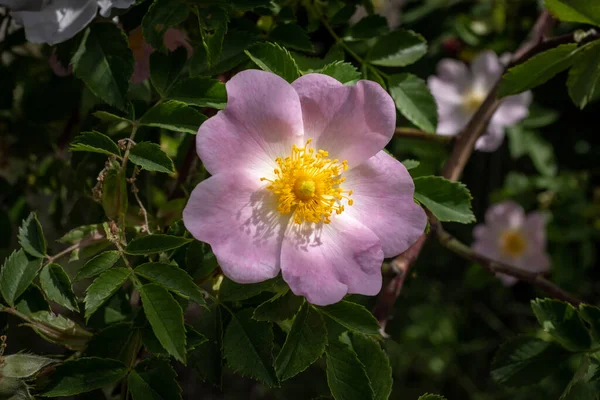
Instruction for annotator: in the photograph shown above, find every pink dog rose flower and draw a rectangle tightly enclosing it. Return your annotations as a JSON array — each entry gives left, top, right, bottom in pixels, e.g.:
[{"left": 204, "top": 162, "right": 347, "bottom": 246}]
[
  {"left": 428, "top": 51, "right": 532, "bottom": 152},
  {"left": 183, "top": 70, "right": 427, "bottom": 306},
  {"left": 129, "top": 26, "right": 193, "bottom": 84},
  {"left": 472, "top": 201, "right": 550, "bottom": 286},
  {"left": 350, "top": 0, "right": 404, "bottom": 29}
]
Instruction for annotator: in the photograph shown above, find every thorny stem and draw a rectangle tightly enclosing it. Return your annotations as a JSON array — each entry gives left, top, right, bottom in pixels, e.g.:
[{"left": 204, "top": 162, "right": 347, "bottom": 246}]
[
  {"left": 374, "top": 11, "right": 591, "bottom": 329},
  {"left": 121, "top": 124, "right": 138, "bottom": 170},
  {"left": 45, "top": 234, "right": 103, "bottom": 266},
  {"left": 129, "top": 167, "right": 151, "bottom": 235}
]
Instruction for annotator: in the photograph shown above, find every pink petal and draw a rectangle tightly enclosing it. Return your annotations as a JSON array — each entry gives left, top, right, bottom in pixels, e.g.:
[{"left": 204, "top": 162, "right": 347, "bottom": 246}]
[
  {"left": 163, "top": 28, "right": 194, "bottom": 58},
  {"left": 475, "top": 123, "right": 505, "bottom": 152},
  {"left": 281, "top": 215, "right": 384, "bottom": 306},
  {"left": 183, "top": 169, "right": 289, "bottom": 284},
  {"left": 484, "top": 201, "right": 525, "bottom": 228},
  {"left": 522, "top": 251, "right": 551, "bottom": 274},
  {"left": 523, "top": 212, "right": 548, "bottom": 247},
  {"left": 428, "top": 76, "right": 463, "bottom": 104},
  {"left": 436, "top": 59, "right": 470, "bottom": 89},
  {"left": 197, "top": 70, "right": 304, "bottom": 176},
  {"left": 292, "top": 74, "right": 396, "bottom": 168},
  {"left": 491, "top": 91, "right": 532, "bottom": 127},
  {"left": 471, "top": 51, "right": 502, "bottom": 90},
  {"left": 343, "top": 151, "right": 427, "bottom": 257}
]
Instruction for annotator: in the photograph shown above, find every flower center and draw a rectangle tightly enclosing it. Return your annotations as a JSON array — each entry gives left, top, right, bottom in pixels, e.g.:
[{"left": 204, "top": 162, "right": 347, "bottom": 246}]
[
  {"left": 261, "top": 139, "right": 353, "bottom": 225},
  {"left": 499, "top": 230, "right": 527, "bottom": 257},
  {"left": 462, "top": 89, "right": 486, "bottom": 113}
]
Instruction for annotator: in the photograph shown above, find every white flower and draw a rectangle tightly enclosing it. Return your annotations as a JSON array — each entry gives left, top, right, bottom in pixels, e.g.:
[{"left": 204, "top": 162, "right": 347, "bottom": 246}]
[
  {"left": 0, "top": 0, "right": 135, "bottom": 45},
  {"left": 428, "top": 51, "right": 532, "bottom": 152},
  {"left": 350, "top": 0, "right": 404, "bottom": 29}
]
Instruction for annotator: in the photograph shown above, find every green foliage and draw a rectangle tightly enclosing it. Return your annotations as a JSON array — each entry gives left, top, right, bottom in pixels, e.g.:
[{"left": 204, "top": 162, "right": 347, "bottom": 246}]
[
  {"left": 348, "top": 333, "right": 393, "bottom": 400},
  {"left": 125, "top": 235, "right": 193, "bottom": 255},
  {"left": 219, "top": 276, "right": 287, "bottom": 302},
  {"left": 566, "top": 40, "right": 600, "bottom": 109},
  {"left": 129, "top": 142, "right": 176, "bottom": 174},
  {"left": 150, "top": 48, "right": 188, "bottom": 97},
  {"left": 43, "top": 358, "right": 128, "bottom": 397},
  {"left": 269, "top": 23, "right": 313, "bottom": 52},
  {"left": 0, "top": 249, "right": 43, "bottom": 306},
  {"left": 134, "top": 262, "right": 206, "bottom": 306},
  {"left": 245, "top": 42, "right": 301, "bottom": 83},
  {"left": 128, "top": 358, "right": 182, "bottom": 400},
  {"left": 140, "top": 283, "right": 187, "bottom": 363},
  {"left": 69, "top": 131, "right": 121, "bottom": 157},
  {"left": 413, "top": 177, "right": 475, "bottom": 223},
  {"left": 367, "top": 30, "right": 427, "bottom": 67},
  {"left": 319, "top": 61, "right": 361, "bottom": 84},
  {"left": 389, "top": 73, "right": 438, "bottom": 133},
  {"left": 0, "top": 354, "right": 57, "bottom": 379},
  {"left": 84, "top": 268, "right": 131, "bottom": 320},
  {"left": 507, "top": 127, "right": 557, "bottom": 177},
  {"left": 75, "top": 250, "right": 120, "bottom": 281},
  {"left": 139, "top": 101, "right": 208, "bottom": 134},
  {"left": 167, "top": 78, "right": 227, "bottom": 109},
  {"left": 317, "top": 301, "right": 381, "bottom": 336},
  {"left": 578, "top": 304, "right": 600, "bottom": 342},
  {"left": 223, "top": 308, "right": 278, "bottom": 386},
  {"left": 326, "top": 332, "right": 374, "bottom": 400},
  {"left": 71, "top": 23, "right": 134, "bottom": 111},
  {"left": 142, "top": 0, "right": 190, "bottom": 50},
  {"left": 544, "top": 0, "right": 600, "bottom": 26},
  {"left": 39, "top": 263, "right": 78, "bottom": 312},
  {"left": 18, "top": 213, "right": 46, "bottom": 258},
  {"left": 531, "top": 299, "right": 592, "bottom": 352},
  {"left": 253, "top": 290, "right": 304, "bottom": 322},
  {"left": 418, "top": 395, "right": 447, "bottom": 400}
]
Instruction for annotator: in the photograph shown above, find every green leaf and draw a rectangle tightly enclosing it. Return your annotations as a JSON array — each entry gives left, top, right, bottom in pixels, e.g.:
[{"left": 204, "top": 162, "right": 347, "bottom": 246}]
[
  {"left": 58, "top": 224, "right": 103, "bottom": 244},
  {"left": 413, "top": 176, "right": 475, "bottom": 224},
  {"left": 102, "top": 165, "right": 128, "bottom": 221},
  {"left": 185, "top": 241, "right": 219, "bottom": 280},
  {"left": 18, "top": 212, "right": 46, "bottom": 258},
  {"left": 69, "top": 131, "right": 121, "bottom": 157},
  {"left": 402, "top": 159, "right": 420, "bottom": 170},
  {"left": 0, "top": 354, "right": 57, "bottom": 378},
  {"left": 128, "top": 358, "right": 182, "bottom": 400},
  {"left": 15, "top": 284, "right": 50, "bottom": 316},
  {"left": 544, "top": 0, "right": 600, "bottom": 26},
  {"left": 389, "top": 73, "right": 438, "bottom": 133},
  {"left": 275, "top": 302, "right": 326, "bottom": 381},
  {"left": 135, "top": 262, "right": 206, "bottom": 306},
  {"left": 190, "top": 30, "right": 258, "bottom": 76},
  {"left": 219, "top": 275, "right": 287, "bottom": 302},
  {"left": 491, "top": 336, "right": 571, "bottom": 387},
  {"left": 167, "top": 77, "right": 227, "bottom": 109},
  {"left": 317, "top": 301, "right": 380, "bottom": 336},
  {"left": 367, "top": 29, "right": 427, "bottom": 67},
  {"left": 93, "top": 110, "right": 133, "bottom": 124},
  {"left": 39, "top": 263, "right": 78, "bottom": 312},
  {"left": 346, "top": 15, "right": 388, "bottom": 41},
  {"left": 75, "top": 250, "right": 120, "bottom": 281},
  {"left": 198, "top": 7, "right": 228, "bottom": 67},
  {"left": 140, "top": 283, "right": 187, "bottom": 363},
  {"left": 140, "top": 100, "right": 207, "bottom": 134},
  {"left": 326, "top": 332, "right": 374, "bottom": 400},
  {"left": 189, "top": 304, "right": 223, "bottom": 386},
  {"left": 223, "top": 308, "right": 277, "bottom": 386},
  {"left": 269, "top": 23, "right": 313, "bottom": 52},
  {"left": 150, "top": 47, "right": 188, "bottom": 96},
  {"left": 560, "top": 356, "right": 600, "bottom": 400},
  {"left": 567, "top": 40, "right": 600, "bottom": 109},
  {"left": 253, "top": 289, "right": 304, "bottom": 322},
  {"left": 245, "top": 42, "right": 301, "bottom": 83},
  {"left": 418, "top": 395, "right": 447, "bottom": 400},
  {"left": 129, "top": 142, "right": 175, "bottom": 174},
  {"left": 84, "top": 268, "right": 131, "bottom": 321},
  {"left": 531, "top": 299, "right": 592, "bottom": 351},
  {"left": 507, "top": 128, "right": 557, "bottom": 177},
  {"left": 142, "top": 0, "right": 190, "bottom": 50},
  {"left": 0, "top": 249, "right": 43, "bottom": 306},
  {"left": 348, "top": 333, "right": 392, "bottom": 400},
  {"left": 42, "top": 357, "right": 128, "bottom": 397},
  {"left": 72, "top": 24, "right": 134, "bottom": 111},
  {"left": 28, "top": 311, "right": 92, "bottom": 351},
  {"left": 579, "top": 304, "right": 600, "bottom": 342},
  {"left": 498, "top": 44, "right": 579, "bottom": 97},
  {"left": 126, "top": 234, "right": 193, "bottom": 255},
  {"left": 318, "top": 61, "right": 361, "bottom": 84}
]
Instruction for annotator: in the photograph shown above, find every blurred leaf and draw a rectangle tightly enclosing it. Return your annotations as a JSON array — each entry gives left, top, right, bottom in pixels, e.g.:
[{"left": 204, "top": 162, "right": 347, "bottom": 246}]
[
  {"left": 567, "top": 40, "right": 600, "bottom": 109},
  {"left": 348, "top": 332, "right": 392, "bottom": 400},
  {"left": 418, "top": 395, "right": 447, "bottom": 400},
  {"left": 318, "top": 61, "right": 361, "bottom": 84},
  {"left": 85, "top": 268, "right": 131, "bottom": 321},
  {"left": 219, "top": 275, "right": 287, "bottom": 302},
  {"left": 128, "top": 358, "right": 182, "bottom": 400},
  {"left": 189, "top": 304, "right": 223, "bottom": 386},
  {"left": 275, "top": 302, "right": 326, "bottom": 381},
  {"left": 531, "top": 299, "right": 592, "bottom": 352},
  {"left": 69, "top": 131, "right": 121, "bottom": 157},
  {"left": 167, "top": 77, "right": 227, "bottom": 109},
  {"left": 318, "top": 301, "right": 380, "bottom": 335},
  {"left": 326, "top": 332, "right": 374, "bottom": 400},
  {"left": 491, "top": 336, "right": 571, "bottom": 387},
  {"left": 560, "top": 356, "right": 600, "bottom": 400},
  {"left": 18, "top": 212, "right": 46, "bottom": 258},
  {"left": 269, "top": 23, "right": 313, "bottom": 52},
  {"left": 43, "top": 357, "right": 128, "bottom": 397},
  {"left": 0, "top": 354, "right": 57, "bottom": 379},
  {"left": 93, "top": 110, "right": 133, "bottom": 124},
  {"left": 185, "top": 241, "right": 218, "bottom": 280},
  {"left": 367, "top": 30, "right": 427, "bottom": 67},
  {"left": 498, "top": 44, "right": 579, "bottom": 97},
  {"left": 253, "top": 289, "right": 304, "bottom": 322},
  {"left": 126, "top": 235, "right": 193, "bottom": 255},
  {"left": 223, "top": 308, "right": 277, "bottom": 386},
  {"left": 75, "top": 250, "right": 120, "bottom": 281},
  {"left": 102, "top": 165, "right": 128, "bottom": 221},
  {"left": 544, "top": 0, "right": 600, "bottom": 26},
  {"left": 389, "top": 73, "right": 438, "bottom": 133},
  {"left": 39, "top": 263, "right": 78, "bottom": 312},
  {"left": 85, "top": 322, "right": 134, "bottom": 362},
  {"left": 129, "top": 142, "right": 175, "bottom": 174},
  {"left": 0, "top": 377, "right": 33, "bottom": 399},
  {"left": 135, "top": 262, "right": 206, "bottom": 306},
  {"left": 507, "top": 128, "right": 557, "bottom": 176},
  {"left": 72, "top": 24, "right": 134, "bottom": 111},
  {"left": 151, "top": 47, "right": 189, "bottom": 96},
  {"left": 245, "top": 42, "right": 301, "bottom": 83},
  {"left": 140, "top": 101, "right": 207, "bottom": 134},
  {"left": 0, "top": 249, "right": 43, "bottom": 306},
  {"left": 579, "top": 304, "right": 600, "bottom": 342},
  {"left": 414, "top": 176, "right": 475, "bottom": 223},
  {"left": 520, "top": 104, "right": 560, "bottom": 128},
  {"left": 140, "top": 283, "right": 187, "bottom": 363},
  {"left": 402, "top": 159, "right": 420, "bottom": 170},
  {"left": 142, "top": 0, "right": 190, "bottom": 49}
]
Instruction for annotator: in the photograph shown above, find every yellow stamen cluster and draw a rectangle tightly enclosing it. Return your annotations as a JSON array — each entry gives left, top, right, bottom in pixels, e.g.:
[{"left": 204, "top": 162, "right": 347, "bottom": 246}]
[
  {"left": 499, "top": 230, "right": 527, "bottom": 257},
  {"left": 462, "top": 90, "right": 487, "bottom": 113},
  {"left": 261, "top": 139, "right": 353, "bottom": 224}
]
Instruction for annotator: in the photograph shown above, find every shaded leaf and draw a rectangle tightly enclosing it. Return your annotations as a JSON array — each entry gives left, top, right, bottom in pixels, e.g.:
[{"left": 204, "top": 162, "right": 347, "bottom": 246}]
[
  {"left": 269, "top": 23, "right": 313, "bottom": 52},
  {"left": 69, "top": 131, "right": 121, "bottom": 157},
  {"left": 85, "top": 268, "right": 131, "bottom": 321},
  {"left": 220, "top": 275, "right": 287, "bottom": 302},
  {"left": 318, "top": 301, "right": 380, "bottom": 336},
  {"left": 142, "top": 0, "right": 190, "bottom": 50},
  {"left": 39, "top": 263, "right": 78, "bottom": 312},
  {"left": 75, "top": 250, "right": 120, "bottom": 281},
  {"left": 579, "top": 304, "right": 600, "bottom": 342},
  {"left": 150, "top": 47, "right": 188, "bottom": 96},
  {"left": 414, "top": 176, "right": 475, "bottom": 224},
  {"left": 140, "top": 100, "right": 207, "bottom": 134},
  {"left": 545, "top": 0, "right": 600, "bottom": 26},
  {"left": 0, "top": 250, "right": 43, "bottom": 306},
  {"left": 348, "top": 332, "right": 392, "bottom": 400},
  {"left": 126, "top": 235, "right": 193, "bottom": 255},
  {"left": 135, "top": 262, "right": 206, "bottom": 306},
  {"left": 326, "top": 332, "right": 374, "bottom": 400},
  {"left": 129, "top": 142, "right": 175, "bottom": 174},
  {"left": 531, "top": 298, "right": 592, "bottom": 352},
  {"left": 18, "top": 213, "right": 46, "bottom": 258},
  {"left": 167, "top": 77, "right": 227, "bottom": 109},
  {"left": 567, "top": 40, "right": 600, "bottom": 109},
  {"left": 128, "top": 358, "right": 182, "bottom": 400},
  {"left": 253, "top": 290, "right": 304, "bottom": 322},
  {"left": 389, "top": 73, "right": 438, "bottom": 133}
]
